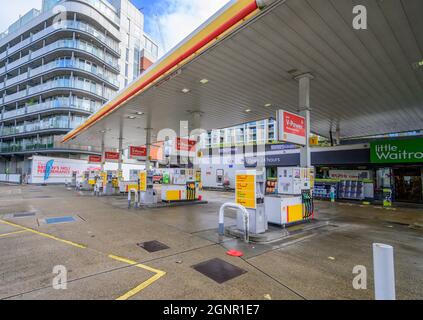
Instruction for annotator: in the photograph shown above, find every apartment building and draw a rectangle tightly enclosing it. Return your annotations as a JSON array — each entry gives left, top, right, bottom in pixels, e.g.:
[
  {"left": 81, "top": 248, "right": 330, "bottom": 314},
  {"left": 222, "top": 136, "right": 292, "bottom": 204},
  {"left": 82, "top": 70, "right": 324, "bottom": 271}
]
[{"left": 0, "top": 0, "right": 158, "bottom": 175}]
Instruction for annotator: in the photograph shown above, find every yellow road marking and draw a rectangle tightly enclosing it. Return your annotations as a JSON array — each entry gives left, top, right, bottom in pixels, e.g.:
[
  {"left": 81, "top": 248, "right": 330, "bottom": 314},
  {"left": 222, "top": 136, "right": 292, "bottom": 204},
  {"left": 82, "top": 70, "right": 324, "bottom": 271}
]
[
  {"left": 0, "top": 219, "right": 86, "bottom": 249},
  {"left": 0, "top": 230, "right": 27, "bottom": 237},
  {"left": 1, "top": 219, "right": 166, "bottom": 300},
  {"left": 109, "top": 254, "right": 167, "bottom": 300},
  {"left": 116, "top": 270, "right": 166, "bottom": 301}
]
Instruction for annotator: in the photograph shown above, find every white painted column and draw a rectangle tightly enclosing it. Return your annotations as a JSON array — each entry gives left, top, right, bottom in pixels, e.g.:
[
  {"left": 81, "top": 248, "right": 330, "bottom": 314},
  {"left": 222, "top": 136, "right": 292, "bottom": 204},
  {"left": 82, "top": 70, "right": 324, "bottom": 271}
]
[
  {"left": 295, "top": 73, "right": 313, "bottom": 168},
  {"left": 145, "top": 112, "right": 152, "bottom": 171},
  {"left": 145, "top": 128, "right": 152, "bottom": 171},
  {"left": 100, "top": 134, "right": 105, "bottom": 171},
  {"left": 335, "top": 126, "right": 341, "bottom": 146},
  {"left": 118, "top": 120, "right": 123, "bottom": 173}
]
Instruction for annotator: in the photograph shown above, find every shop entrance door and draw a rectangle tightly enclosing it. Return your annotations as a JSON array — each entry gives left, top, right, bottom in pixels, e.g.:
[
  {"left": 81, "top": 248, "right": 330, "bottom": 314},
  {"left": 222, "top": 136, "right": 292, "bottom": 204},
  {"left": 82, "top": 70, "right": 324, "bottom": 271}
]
[{"left": 393, "top": 167, "right": 423, "bottom": 203}]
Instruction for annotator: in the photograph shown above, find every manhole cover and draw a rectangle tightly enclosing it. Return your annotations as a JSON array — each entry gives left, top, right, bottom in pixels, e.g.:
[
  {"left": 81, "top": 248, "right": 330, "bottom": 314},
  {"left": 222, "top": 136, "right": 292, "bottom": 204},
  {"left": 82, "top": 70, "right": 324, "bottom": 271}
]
[
  {"left": 13, "top": 212, "right": 36, "bottom": 218},
  {"left": 192, "top": 258, "right": 247, "bottom": 284},
  {"left": 137, "top": 240, "right": 169, "bottom": 252},
  {"left": 45, "top": 216, "right": 76, "bottom": 224}
]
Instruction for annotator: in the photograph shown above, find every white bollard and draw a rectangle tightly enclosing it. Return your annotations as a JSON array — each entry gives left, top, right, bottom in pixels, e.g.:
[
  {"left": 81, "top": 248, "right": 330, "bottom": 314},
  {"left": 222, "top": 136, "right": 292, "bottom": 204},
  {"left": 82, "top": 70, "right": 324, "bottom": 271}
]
[{"left": 373, "top": 243, "right": 396, "bottom": 300}]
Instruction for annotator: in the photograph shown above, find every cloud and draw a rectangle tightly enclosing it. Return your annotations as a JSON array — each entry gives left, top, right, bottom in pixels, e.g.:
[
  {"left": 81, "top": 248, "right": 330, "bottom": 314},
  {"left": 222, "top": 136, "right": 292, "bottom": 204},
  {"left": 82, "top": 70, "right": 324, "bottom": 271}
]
[
  {"left": 149, "top": 0, "right": 231, "bottom": 56},
  {"left": 0, "top": 0, "right": 42, "bottom": 33}
]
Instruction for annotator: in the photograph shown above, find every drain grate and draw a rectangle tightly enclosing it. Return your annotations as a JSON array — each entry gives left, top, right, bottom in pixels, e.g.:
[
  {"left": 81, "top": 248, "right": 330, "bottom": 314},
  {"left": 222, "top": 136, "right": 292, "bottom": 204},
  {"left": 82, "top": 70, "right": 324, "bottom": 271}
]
[
  {"left": 13, "top": 212, "right": 36, "bottom": 218},
  {"left": 45, "top": 216, "right": 76, "bottom": 224},
  {"left": 137, "top": 240, "right": 169, "bottom": 252},
  {"left": 192, "top": 258, "right": 247, "bottom": 284}
]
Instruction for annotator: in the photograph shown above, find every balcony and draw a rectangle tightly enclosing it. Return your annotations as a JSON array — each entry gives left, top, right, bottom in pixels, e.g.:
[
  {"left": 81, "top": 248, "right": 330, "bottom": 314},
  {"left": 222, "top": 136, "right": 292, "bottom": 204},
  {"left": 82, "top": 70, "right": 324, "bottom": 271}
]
[
  {"left": 0, "top": 136, "right": 101, "bottom": 154},
  {"left": 2, "top": 107, "right": 26, "bottom": 120},
  {"left": 1, "top": 18, "right": 120, "bottom": 63},
  {"left": 81, "top": 0, "right": 120, "bottom": 26},
  {"left": 0, "top": 117, "right": 83, "bottom": 138},
  {"left": 1, "top": 97, "right": 99, "bottom": 121},
  {"left": 7, "top": 37, "right": 31, "bottom": 56},
  {"left": 4, "top": 38, "right": 119, "bottom": 75},
  {"left": 2, "top": 57, "right": 119, "bottom": 91},
  {"left": 3, "top": 77, "right": 114, "bottom": 104}
]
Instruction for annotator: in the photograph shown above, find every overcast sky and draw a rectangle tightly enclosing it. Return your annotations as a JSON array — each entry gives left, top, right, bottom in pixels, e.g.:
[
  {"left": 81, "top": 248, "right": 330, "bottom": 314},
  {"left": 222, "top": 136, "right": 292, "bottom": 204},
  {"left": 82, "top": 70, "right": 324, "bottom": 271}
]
[
  {"left": 0, "top": 0, "right": 43, "bottom": 33},
  {"left": 1, "top": 0, "right": 230, "bottom": 56}
]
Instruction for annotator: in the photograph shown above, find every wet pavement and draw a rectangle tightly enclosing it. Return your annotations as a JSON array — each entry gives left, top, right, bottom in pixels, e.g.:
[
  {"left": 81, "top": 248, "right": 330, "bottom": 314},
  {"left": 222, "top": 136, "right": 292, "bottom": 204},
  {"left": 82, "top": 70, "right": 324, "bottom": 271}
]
[{"left": 0, "top": 183, "right": 422, "bottom": 300}]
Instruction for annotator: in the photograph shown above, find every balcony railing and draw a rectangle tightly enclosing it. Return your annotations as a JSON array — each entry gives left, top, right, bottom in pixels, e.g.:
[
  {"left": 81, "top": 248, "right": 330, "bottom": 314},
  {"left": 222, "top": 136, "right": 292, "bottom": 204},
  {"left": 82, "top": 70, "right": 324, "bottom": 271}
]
[
  {"left": 3, "top": 38, "right": 119, "bottom": 75},
  {"left": 1, "top": 15, "right": 121, "bottom": 62},
  {"left": 0, "top": 136, "right": 102, "bottom": 154},
  {"left": 3, "top": 77, "right": 114, "bottom": 104},
  {"left": 1, "top": 119, "right": 73, "bottom": 137},
  {"left": 2, "top": 57, "right": 119, "bottom": 89},
  {"left": 1, "top": 98, "right": 99, "bottom": 120}
]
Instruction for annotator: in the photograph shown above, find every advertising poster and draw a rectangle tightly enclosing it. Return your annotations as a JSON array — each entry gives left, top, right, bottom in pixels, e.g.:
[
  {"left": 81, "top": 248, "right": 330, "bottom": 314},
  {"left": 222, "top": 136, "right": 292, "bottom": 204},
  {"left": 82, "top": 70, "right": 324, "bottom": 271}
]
[
  {"left": 30, "top": 156, "right": 100, "bottom": 184},
  {"left": 235, "top": 172, "right": 256, "bottom": 209},
  {"left": 277, "top": 110, "right": 306, "bottom": 146}
]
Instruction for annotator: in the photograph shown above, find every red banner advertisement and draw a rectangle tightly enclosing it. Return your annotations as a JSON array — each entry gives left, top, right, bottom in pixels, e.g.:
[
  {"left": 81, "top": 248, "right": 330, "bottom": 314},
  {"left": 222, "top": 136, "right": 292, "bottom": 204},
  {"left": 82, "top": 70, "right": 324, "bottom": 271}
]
[
  {"left": 104, "top": 151, "right": 120, "bottom": 162},
  {"left": 176, "top": 137, "right": 196, "bottom": 152},
  {"left": 277, "top": 110, "right": 307, "bottom": 145},
  {"left": 129, "top": 146, "right": 147, "bottom": 159},
  {"left": 88, "top": 155, "right": 102, "bottom": 163}
]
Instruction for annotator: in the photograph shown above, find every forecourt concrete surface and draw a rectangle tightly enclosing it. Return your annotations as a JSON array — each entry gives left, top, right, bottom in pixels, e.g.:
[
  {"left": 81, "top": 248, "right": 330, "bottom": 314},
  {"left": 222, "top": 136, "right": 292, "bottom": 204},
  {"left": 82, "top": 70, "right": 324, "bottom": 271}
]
[{"left": 0, "top": 183, "right": 422, "bottom": 300}]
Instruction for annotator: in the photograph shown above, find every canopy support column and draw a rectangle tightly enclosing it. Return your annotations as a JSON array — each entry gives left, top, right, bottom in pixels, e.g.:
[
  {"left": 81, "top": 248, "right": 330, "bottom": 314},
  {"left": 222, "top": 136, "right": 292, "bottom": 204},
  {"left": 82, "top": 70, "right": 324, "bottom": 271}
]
[
  {"left": 295, "top": 73, "right": 314, "bottom": 168},
  {"left": 118, "top": 120, "right": 124, "bottom": 173},
  {"left": 145, "top": 128, "right": 152, "bottom": 171},
  {"left": 145, "top": 112, "right": 153, "bottom": 171},
  {"left": 100, "top": 133, "right": 105, "bottom": 171},
  {"left": 336, "top": 126, "right": 341, "bottom": 146}
]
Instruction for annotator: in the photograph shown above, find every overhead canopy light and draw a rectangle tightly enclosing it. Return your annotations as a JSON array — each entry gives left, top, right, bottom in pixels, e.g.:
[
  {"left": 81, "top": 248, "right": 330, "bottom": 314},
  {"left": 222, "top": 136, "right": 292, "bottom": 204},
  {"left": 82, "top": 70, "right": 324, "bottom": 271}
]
[
  {"left": 200, "top": 79, "right": 209, "bottom": 84},
  {"left": 181, "top": 88, "right": 190, "bottom": 94},
  {"left": 264, "top": 103, "right": 272, "bottom": 107},
  {"left": 412, "top": 60, "right": 423, "bottom": 69},
  {"left": 136, "top": 112, "right": 144, "bottom": 115},
  {"left": 245, "top": 109, "right": 252, "bottom": 113}
]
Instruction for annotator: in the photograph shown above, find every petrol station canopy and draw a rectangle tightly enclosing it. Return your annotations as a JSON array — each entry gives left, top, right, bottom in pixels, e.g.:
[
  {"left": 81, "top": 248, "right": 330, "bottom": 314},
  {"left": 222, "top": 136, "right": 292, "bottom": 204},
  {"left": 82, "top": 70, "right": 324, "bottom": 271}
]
[{"left": 62, "top": 0, "right": 423, "bottom": 151}]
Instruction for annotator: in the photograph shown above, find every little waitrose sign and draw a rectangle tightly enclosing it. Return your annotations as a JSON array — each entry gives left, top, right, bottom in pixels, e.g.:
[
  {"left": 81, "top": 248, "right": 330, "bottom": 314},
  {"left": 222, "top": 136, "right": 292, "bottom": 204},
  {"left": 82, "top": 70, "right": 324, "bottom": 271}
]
[
  {"left": 371, "top": 139, "right": 423, "bottom": 163},
  {"left": 277, "top": 110, "right": 306, "bottom": 145}
]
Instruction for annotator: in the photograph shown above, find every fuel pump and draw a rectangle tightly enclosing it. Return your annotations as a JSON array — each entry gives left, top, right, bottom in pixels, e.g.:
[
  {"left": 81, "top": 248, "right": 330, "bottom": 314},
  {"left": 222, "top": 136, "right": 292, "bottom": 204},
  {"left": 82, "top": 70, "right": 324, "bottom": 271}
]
[{"left": 235, "top": 170, "right": 268, "bottom": 234}]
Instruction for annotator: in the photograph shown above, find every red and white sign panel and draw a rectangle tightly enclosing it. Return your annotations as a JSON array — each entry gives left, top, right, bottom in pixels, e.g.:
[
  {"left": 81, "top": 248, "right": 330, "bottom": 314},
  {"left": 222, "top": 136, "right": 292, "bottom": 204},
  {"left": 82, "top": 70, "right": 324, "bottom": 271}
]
[
  {"left": 88, "top": 155, "right": 102, "bottom": 163},
  {"left": 176, "top": 137, "right": 196, "bottom": 152},
  {"left": 104, "top": 151, "right": 120, "bottom": 162},
  {"left": 129, "top": 146, "right": 147, "bottom": 160},
  {"left": 277, "top": 110, "right": 306, "bottom": 145}
]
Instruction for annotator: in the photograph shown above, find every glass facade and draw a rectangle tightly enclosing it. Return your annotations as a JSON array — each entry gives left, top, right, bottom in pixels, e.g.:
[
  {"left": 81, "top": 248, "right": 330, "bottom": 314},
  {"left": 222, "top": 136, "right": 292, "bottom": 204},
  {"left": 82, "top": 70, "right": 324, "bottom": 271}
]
[{"left": 201, "top": 119, "right": 277, "bottom": 148}]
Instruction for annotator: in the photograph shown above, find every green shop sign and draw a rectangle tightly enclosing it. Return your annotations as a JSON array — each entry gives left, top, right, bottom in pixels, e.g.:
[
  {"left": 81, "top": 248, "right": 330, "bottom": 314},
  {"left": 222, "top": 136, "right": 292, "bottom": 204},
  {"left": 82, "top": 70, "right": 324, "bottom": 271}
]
[{"left": 371, "top": 138, "right": 423, "bottom": 163}]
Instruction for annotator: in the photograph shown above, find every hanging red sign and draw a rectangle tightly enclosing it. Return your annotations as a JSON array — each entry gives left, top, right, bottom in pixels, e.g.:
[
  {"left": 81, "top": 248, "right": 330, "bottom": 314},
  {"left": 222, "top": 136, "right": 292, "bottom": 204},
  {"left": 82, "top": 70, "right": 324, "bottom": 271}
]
[
  {"left": 129, "top": 146, "right": 147, "bottom": 159},
  {"left": 176, "top": 137, "right": 196, "bottom": 152},
  {"left": 88, "top": 155, "right": 102, "bottom": 163},
  {"left": 277, "top": 110, "right": 307, "bottom": 145},
  {"left": 104, "top": 151, "right": 120, "bottom": 162}
]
